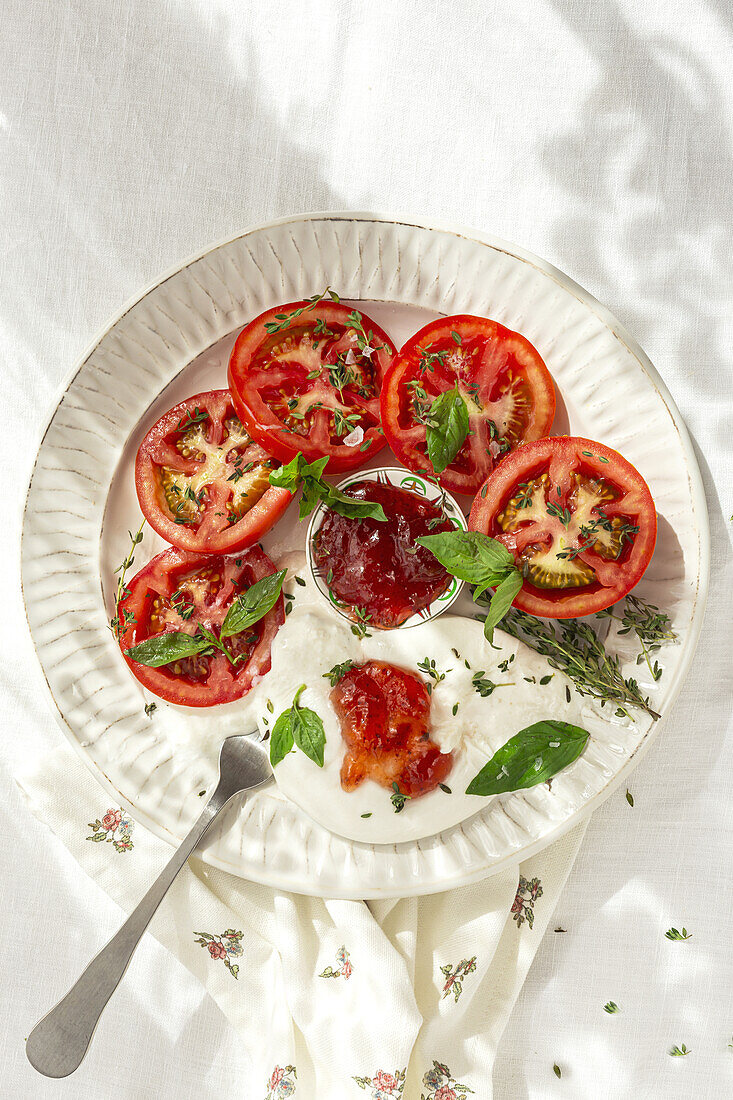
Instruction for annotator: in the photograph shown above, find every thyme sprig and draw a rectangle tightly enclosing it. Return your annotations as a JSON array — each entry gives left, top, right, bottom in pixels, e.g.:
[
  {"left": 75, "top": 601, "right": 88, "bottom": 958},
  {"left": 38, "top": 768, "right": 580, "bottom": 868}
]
[
  {"left": 264, "top": 287, "right": 341, "bottom": 334},
  {"left": 350, "top": 606, "right": 372, "bottom": 639},
  {"left": 345, "top": 309, "right": 390, "bottom": 356},
  {"left": 494, "top": 604, "right": 661, "bottom": 721},
  {"left": 597, "top": 595, "right": 677, "bottom": 683},
  {"left": 110, "top": 522, "right": 145, "bottom": 638},
  {"left": 417, "top": 657, "right": 447, "bottom": 693},
  {"left": 390, "top": 781, "right": 410, "bottom": 813},
  {"left": 665, "top": 927, "right": 692, "bottom": 941}
]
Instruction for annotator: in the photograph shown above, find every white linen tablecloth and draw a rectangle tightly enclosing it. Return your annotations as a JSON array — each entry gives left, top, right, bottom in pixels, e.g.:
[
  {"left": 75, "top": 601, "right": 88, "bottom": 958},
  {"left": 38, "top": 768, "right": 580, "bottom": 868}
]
[{"left": 1, "top": 1, "right": 731, "bottom": 1097}]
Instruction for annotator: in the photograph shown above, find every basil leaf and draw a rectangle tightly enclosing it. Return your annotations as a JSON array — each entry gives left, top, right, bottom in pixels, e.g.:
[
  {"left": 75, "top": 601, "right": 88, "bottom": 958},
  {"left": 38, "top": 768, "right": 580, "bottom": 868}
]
[
  {"left": 482, "top": 570, "right": 523, "bottom": 643},
  {"left": 125, "top": 631, "right": 209, "bottom": 667},
  {"left": 416, "top": 530, "right": 515, "bottom": 587},
  {"left": 220, "top": 569, "right": 286, "bottom": 638},
  {"left": 466, "top": 720, "right": 590, "bottom": 796},
  {"left": 269, "top": 711, "right": 294, "bottom": 767},
  {"left": 290, "top": 689, "right": 326, "bottom": 767},
  {"left": 270, "top": 685, "right": 327, "bottom": 768},
  {"left": 425, "top": 386, "right": 469, "bottom": 474},
  {"left": 320, "top": 485, "right": 387, "bottom": 522},
  {"left": 270, "top": 453, "right": 329, "bottom": 493},
  {"left": 268, "top": 454, "right": 303, "bottom": 492}
]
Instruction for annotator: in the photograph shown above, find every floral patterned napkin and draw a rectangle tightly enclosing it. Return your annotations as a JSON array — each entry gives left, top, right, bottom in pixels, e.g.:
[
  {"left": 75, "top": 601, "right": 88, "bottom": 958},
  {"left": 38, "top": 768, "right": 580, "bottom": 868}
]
[{"left": 16, "top": 744, "right": 586, "bottom": 1099}]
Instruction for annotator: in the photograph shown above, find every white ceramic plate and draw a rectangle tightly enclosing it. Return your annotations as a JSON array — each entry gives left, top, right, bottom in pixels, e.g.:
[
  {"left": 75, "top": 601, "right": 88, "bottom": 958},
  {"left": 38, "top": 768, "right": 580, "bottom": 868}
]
[{"left": 21, "top": 213, "right": 709, "bottom": 899}]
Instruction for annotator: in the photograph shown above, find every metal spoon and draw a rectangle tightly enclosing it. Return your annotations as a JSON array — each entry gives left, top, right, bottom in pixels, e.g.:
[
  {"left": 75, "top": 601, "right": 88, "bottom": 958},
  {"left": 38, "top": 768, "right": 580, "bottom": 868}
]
[{"left": 26, "top": 733, "right": 273, "bottom": 1078}]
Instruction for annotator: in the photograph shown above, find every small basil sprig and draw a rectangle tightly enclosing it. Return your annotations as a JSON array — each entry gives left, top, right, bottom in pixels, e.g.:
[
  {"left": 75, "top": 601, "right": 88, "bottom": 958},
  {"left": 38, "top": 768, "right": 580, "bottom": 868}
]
[
  {"left": 269, "top": 452, "right": 387, "bottom": 522},
  {"left": 269, "top": 685, "right": 326, "bottom": 767},
  {"left": 466, "top": 719, "right": 590, "bottom": 796},
  {"left": 125, "top": 570, "right": 285, "bottom": 668},
  {"left": 424, "top": 386, "right": 469, "bottom": 474},
  {"left": 416, "top": 529, "right": 523, "bottom": 641}
]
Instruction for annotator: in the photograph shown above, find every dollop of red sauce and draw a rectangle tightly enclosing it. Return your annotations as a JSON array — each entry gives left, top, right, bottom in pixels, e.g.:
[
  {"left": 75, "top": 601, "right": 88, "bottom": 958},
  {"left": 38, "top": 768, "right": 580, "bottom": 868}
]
[
  {"left": 331, "top": 660, "right": 453, "bottom": 799},
  {"left": 312, "top": 480, "right": 453, "bottom": 628}
]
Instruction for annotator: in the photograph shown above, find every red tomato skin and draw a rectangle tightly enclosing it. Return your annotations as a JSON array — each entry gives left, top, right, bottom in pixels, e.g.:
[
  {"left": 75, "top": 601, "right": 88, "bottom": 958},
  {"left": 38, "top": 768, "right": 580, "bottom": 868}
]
[
  {"left": 227, "top": 301, "right": 394, "bottom": 472},
  {"left": 469, "top": 436, "right": 657, "bottom": 619},
  {"left": 135, "top": 390, "right": 292, "bottom": 554},
  {"left": 381, "top": 314, "right": 556, "bottom": 495},
  {"left": 118, "top": 545, "right": 284, "bottom": 707}
]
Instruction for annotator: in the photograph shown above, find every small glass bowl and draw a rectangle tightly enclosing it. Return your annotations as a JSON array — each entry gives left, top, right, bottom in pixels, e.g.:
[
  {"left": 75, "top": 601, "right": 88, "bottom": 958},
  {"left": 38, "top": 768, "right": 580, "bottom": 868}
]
[{"left": 305, "top": 466, "right": 467, "bottom": 630}]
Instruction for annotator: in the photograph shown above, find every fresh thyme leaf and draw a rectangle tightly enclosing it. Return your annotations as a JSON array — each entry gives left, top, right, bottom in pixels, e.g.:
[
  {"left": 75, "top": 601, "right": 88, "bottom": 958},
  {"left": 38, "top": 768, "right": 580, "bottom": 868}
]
[
  {"left": 439, "top": 783, "right": 452, "bottom": 794},
  {"left": 263, "top": 287, "right": 338, "bottom": 334},
  {"left": 125, "top": 631, "right": 210, "bottom": 667},
  {"left": 597, "top": 594, "right": 677, "bottom": 684},
  {"left": 323, "top": 660, "right": 355, "bottom": 687},
  {"left": 604, "top": 1001, "right": 619, "bottom": 1014},
  {"left": 361, "top": 812, "right": 372, "bottom": 818},
  {"left": 669, "top": 1045, "right": 690, "bottom": 1057},
  {"left": 665, "top": 927, "right": 691, "bottom": 941},
  {"left": 390, "top": 782, "right": 410, "bottom": 813},
  {"left": 176, "top": 406, "right": 208, "bottom": 432},
  {"left": 553, "top": 1064, "right": 562, "bottom": 1079},
  {"left": 546, "top": 500, "right": 573, "bottom": 527},
  {"left": 423, "top": 386, "right": 469, "bottom": 474},
  {"left": 496, "top": 605, "right": 662, "bottom": 720},
  {"left": 144, "top": 702, "right": 157, "bottom": 718},
  {"left": 417, "top": 342, "right": 450, "bottom": 372},
  {"left": 269, "top": 451, "right": 386, "bottom": 521},
  {"left": 626, "top": 789, "right": 634, "bottom": 806},
  {"left": 350, "top": 606, "right": 372, "bottom": 639},
  {"left": 471, "top": 671, "right": 513, "bottom": 698},
  {"left": 110, "top": 521, "right": 145, "bottom": 638},
  {"left": 417, "top": 657, "right": 446, "bottom": 689},
  {"left": 220, "top": 570, "right": 286, "bottom": 638},
  {"left": 466, "top": 720, "right": 590, "bottom": 796}
]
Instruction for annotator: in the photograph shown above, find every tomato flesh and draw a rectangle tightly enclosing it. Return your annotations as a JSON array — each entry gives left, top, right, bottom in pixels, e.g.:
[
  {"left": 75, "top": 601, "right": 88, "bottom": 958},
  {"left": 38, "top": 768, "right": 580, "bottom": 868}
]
[
  {"left": 228, "top": 301, "right": 394, "bottom": 471},
  {"left": 469, "top": 437, "right": 657, "bottom": 618},
  {"left": 381, "top": 315, "right": 555, "bottom": 494},
  {"left": 135, "top": 390, "right": 292, "bottom": 553},
  {"left": 312, "top": 481, "right": 453, "bottom": 628},
  {"left": 331, "top": 661, "right": 453, "bottom": 797},
  {"left": 118, "top": 546, "right": 284, "bottom": 706}
]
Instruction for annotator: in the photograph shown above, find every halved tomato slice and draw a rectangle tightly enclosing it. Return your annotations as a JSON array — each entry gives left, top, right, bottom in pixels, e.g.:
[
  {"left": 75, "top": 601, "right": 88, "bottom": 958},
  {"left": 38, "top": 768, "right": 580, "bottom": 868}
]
[
  {"left": 135, "top": 390, "right": 292, "bottom": 553},
  {"left": 380, "top": 315, "right": 555, "bottom": 494},
  {"left": 227, "top": 299, "right": 394, "bottom": 472},
  {"left": 468, "top": 437, "right": 657, "bottom": 618},
  {"left": 118, "top": 545, "right": 284, "bottom": 707}
]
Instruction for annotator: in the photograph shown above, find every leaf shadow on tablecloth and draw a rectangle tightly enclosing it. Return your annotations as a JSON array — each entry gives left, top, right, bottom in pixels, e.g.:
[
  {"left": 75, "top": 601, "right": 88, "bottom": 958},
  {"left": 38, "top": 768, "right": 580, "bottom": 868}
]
[
  {"left": 0, "top": 0, "right": 345, "bottom": 410},
  {"left": 493, "top": 2, "right": 732, "bottom": 1097}
]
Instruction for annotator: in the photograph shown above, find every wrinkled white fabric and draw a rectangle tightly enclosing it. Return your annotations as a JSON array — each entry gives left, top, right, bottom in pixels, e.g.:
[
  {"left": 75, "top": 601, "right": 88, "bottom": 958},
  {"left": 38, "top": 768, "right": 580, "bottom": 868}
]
[
  {"left": 1, "top": 0, "right": 731, "bottom": 1098},
  {"left": 17, "top": 745, "right": 585, "bottom": 1097}
]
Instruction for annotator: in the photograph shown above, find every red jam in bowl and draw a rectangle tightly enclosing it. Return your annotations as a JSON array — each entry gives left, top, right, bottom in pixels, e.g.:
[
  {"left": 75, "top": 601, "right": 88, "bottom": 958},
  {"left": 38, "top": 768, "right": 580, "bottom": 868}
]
[
  {"left": 331, "top": 660, "right": 453, "bottom": 798},
  {"left": 312, "top": 480, "right": 454, "bottom": 628}
]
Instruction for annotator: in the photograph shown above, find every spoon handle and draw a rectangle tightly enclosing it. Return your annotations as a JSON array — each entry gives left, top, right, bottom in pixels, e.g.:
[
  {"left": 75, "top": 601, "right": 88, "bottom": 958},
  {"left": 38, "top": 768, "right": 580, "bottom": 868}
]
[{"left": 26, "top": 795, "right": 223, "bottom": 1078}]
